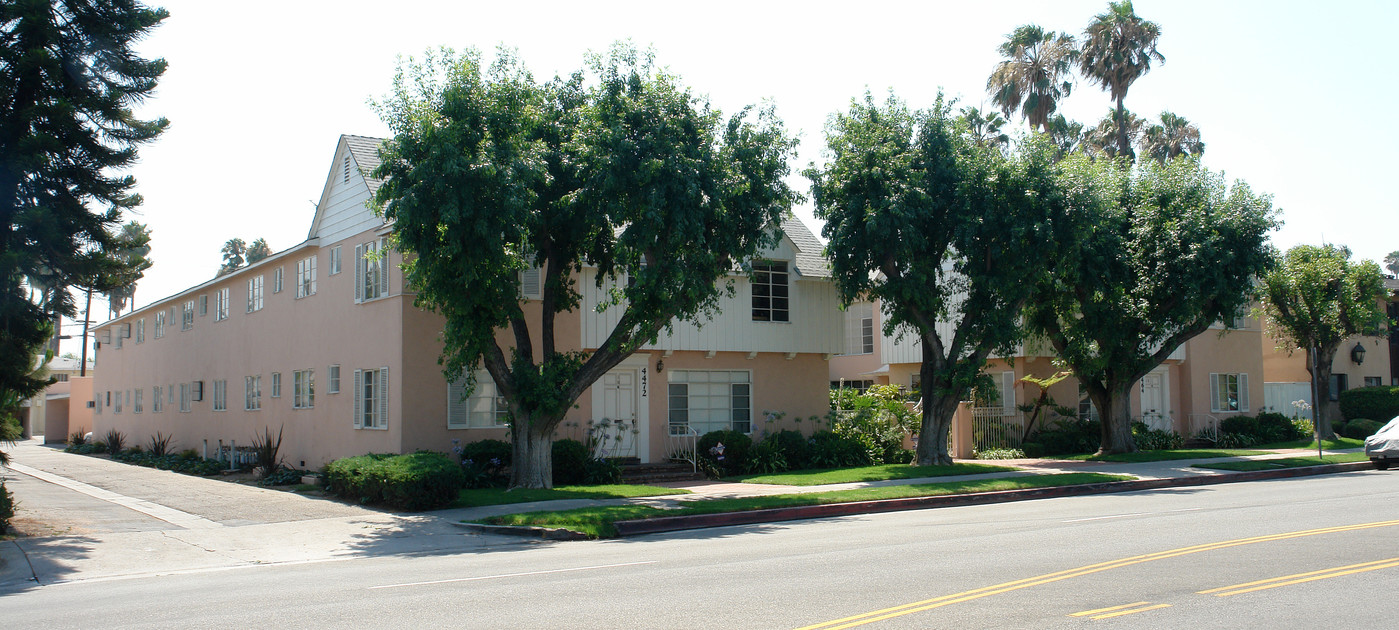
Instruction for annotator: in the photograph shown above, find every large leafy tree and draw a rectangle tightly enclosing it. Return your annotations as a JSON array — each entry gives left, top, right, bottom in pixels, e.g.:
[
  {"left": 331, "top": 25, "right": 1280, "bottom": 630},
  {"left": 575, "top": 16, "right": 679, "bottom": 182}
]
[
  {"left": 105, "top": 220, "right": 152, "bottom": 317},
  {"left": 1077, "top": 0, "right": 1164, "bottom": 161},
  {"left": 986, "top": 25, "right": 1078, "bottom": 132},
  {"left": 1141, "top": 111, "right": 1204, "bottom": 163},
  {"left": 1260, "top": 245, "right": 1388, "bottom": 438},
  {"left": 808, "top": 93, "right": 1066, "bottom": 465},
  {"left": 217, "top": 237, "right": 245, "bottom": 276},
  {"left": 1026, "top": 156, "right": 1278, "bottom": 454},
  {"left": 246, "top": 237, "right": 271, "bottom": 264},
  {"left": 0, "top": 0, "right": 169, "bottom": 402},
  {"left": 372, "top": 46, "right": 797, "bottom": 488}
]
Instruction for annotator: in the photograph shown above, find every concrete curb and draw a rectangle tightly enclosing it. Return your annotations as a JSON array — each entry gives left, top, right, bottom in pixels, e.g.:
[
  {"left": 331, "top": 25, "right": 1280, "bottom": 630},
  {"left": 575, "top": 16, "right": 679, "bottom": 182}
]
[
  {"left": 454, "top": 521, "right": 592, "bottom": 541},
  {"left": 609, "top": 461, "right": 1376, "bottom": 537}
]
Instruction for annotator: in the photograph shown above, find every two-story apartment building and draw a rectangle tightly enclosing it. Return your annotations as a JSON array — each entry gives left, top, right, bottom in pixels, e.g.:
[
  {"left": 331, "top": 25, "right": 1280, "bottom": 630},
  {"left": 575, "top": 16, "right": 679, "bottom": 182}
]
[
  {"left": 830, "top": 299, "right": 1265, "bottom": 453},
  {"left": 90, "top": 135, "right": 840, "bottom": 469}
]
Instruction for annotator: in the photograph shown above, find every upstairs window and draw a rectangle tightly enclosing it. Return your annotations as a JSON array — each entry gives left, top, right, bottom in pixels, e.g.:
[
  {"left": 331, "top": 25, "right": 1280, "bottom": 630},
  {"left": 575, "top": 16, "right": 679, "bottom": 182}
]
[
  {"left": 181, "top": 301, "right": 194, "bottom": 330},
  {"left": 296, "top": 256, "right": 317, "bottom": 298},
  {"left": 135, "top": 319, "right": 145, "bottom": 344},
  {"left": 154, "top": 311, "right": 165, "bottom": 338},
  {"left": 247, "top": 275, "right": 264, "bottom": 312},
  {"left": 843, "top": 303, "right": 874, "bottom": 355},
  {"left": 245, "top": 375, "right": 262, "bottom": 410},
  {"left": 751, "top": 261, "right": 789, "bottom": 322},
  {"left": 215, "top": 287, "right": 229, "bottom": 321},
  {"left": 330, "top": 245, "right": 342, "bottom": 275},
  {"left": 356, "top": 239, "right": 390, "bottom": 302},
  {"left": 293, "top": 369, "right": 315, "bottom": 408},
  {"left": 273, "top": 267, "right": 284, "bottom": 293}
]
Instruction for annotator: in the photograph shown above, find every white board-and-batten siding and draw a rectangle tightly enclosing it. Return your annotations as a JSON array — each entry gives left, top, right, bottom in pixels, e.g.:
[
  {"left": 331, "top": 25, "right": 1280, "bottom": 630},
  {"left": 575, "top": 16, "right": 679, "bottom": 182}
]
[{"left": 312, "top": 148, "right": 384, "bottom": 246}]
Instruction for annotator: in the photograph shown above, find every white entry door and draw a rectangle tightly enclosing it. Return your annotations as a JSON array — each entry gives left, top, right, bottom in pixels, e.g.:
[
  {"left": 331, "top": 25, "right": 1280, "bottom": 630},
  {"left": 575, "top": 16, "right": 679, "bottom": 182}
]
[
  {"left": 1139, "top": 371, "right": 1171, "bottom": 432},
  {"left": 598, "top": 371, "right": 640, "bottom": 460}
]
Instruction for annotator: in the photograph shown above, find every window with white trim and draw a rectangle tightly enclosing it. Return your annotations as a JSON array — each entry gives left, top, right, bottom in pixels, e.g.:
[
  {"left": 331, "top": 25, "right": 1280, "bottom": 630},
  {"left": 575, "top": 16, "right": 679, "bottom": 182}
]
[
  {"left": 245, "top": 375, "right": 261, "bottom": 411},
  {"left": 447, "top": 371, "right": 509, "bottom": 429},
  {"left": 330, "top": 245, "right": 342, "bottom": 275},
  {"left": 211, "top": 380, "right": 227, "bottom": 411},
  {"left": 842, "top": 303, "right": 874, "bottom": 355},
  {"left": 135, "top": 318, "right": 145, "bottom": 343},
  {"left": 1365, "top": 376, "right": 1383, "bottom": 388},
  {"left": 179, "top": 383, "right": 191, "bottom": 412},
  {"left": 296, "top": 255, "right": 317, "bottom": 298},
  {"left": 168, "top": 383, "right": 175, "bottom": 408},
  {"left": 247, "top": 275, "right": 264, "bottom": 312},
  {"left": 271, "top": 372, "right": 282, "bottom": 398},
  {"left": 293, "top": 369, "right": 314, "bottom": 408},
  {"left": 355, "top": 238, "right": 390, "bottom": 302},
  {"left": 751, "top": 261, "right": 789, "bottom": 322},
  {"left": 152, "top": 386, "right": 163, "bottom": 413},
  {"left": 181, "top": 301, "right": 194, "bottom": 330},
  {"left": 1210, "top": 373, "right": 1249, "bottom": 413},
  {"left": 328, "top": 365, "right": 340, "bottom": 393},
  {"left": 214, "top": 287, "right": 229, "bottom": 321},
  {"left": 667, "top": 370, "right": 751, "bottom": 435},
  {"left": 154, "top": 311, "right": 165, "bottom": 338},
  {"left": 199, "top": 294, "right": 208, "bottom": 316},
  {"left": 94, "top": 394, "right": 102, "bottom": 414},
  {"left": 273, "top": 267, "right": 283, "bottom": 293},
  {"left": 354, "top": 367, "right": 389, "bottom": 429},
  {"left": 134, "top": 389, "right": 143, "bottom": 414},
  {"left": 114, "top": 390, "right": 123, "bottom": 414}
]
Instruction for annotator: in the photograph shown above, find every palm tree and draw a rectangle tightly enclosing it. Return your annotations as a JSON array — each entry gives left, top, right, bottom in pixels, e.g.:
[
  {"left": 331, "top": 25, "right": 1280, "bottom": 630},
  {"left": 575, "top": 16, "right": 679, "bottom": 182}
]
[
  {"left": 1078, "top": 1, "right": 1164, "bottom": 161},
  {"left": 987, "top": 25, "right": 1079, "bottom": 132},
  {"left": 218, "top": 238, "right": 246, "bottom": 277},
  {"left": 1083, "top": 109, "right": 1144, "bottom": 159},
  {"left": 1141, "top": 111, "right": 1204, "bottom": 163},
  {"left": 959, "top": 105, "right": 1010, "bottom": 148},
  {"left": 1044, "top": 114, "right": 1085, "bottom": 160}
]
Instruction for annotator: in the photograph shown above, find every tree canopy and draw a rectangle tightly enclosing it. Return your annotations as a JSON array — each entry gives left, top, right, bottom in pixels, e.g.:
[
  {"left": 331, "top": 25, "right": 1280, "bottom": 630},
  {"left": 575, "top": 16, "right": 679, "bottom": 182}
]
[
  {"left": 372, "top": 45, "right": 797, "bottom": 488},
  {"left": 1078, "top": 0, "right": 1163, "bottom": 159},
  {"left": 1260, "top": 244, "right": 1389, "bottom": 437},
  {"left": 809, "top": 93, "right": 1066, "bottom": 465},
  {"left": 0, "top": 0, "right": 169, "bottom": 401},
  {"left": 1026, "top": 156, "right": 1278, "bottom": 453},
  {"left": 987, "top": 25, "right": 1079, "bottom": 132}
]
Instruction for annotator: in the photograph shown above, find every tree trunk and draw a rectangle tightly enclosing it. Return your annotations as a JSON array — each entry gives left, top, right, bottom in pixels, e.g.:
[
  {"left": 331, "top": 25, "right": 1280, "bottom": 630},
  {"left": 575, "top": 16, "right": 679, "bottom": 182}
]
[
  {"left": 1093, "top": 381, "right": 1138, "bottom": 455},
  {"left": 914, "top": 355, "right": 959, "bottom": 466},
  {"left": 1306, "top": 344, "right": 1340, "bottom": 440},
  {"left": 509, "top": 419, "right": 555, "bottom": 489},
  {"left": 1115, "top": 98, "right": 1135, "bottom": 161}
]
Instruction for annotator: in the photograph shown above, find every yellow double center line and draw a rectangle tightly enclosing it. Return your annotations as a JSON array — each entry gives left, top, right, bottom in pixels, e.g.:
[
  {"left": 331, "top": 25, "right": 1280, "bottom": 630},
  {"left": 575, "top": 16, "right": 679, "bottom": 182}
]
[
  {"left": 796, "top": 519, "right": 1399, "bottom": 630},
  {"left": 1201, "top": 557, "right": 1399, "bottom": 597}
]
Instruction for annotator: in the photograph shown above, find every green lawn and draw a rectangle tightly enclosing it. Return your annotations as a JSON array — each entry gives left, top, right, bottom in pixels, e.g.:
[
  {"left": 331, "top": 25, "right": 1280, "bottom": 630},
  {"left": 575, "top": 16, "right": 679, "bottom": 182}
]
[
  {"left": 729, "top": 462, "right": 1018, "bottom": 486},
  {"left": 476, "top": 472, "right": 1133, "bottom": 538},
  {"left": 1056, "top": 449, "right": 1268, "bottom": 463},
  {"left": 1193, "top": 452, "right": 1370, "bottom": 471},
  {"left": 451, "top": 484, "right": 687, "bottom": 509},
  {"left": 1255, "top": 437, "right": 1364, "bottom": 450}
]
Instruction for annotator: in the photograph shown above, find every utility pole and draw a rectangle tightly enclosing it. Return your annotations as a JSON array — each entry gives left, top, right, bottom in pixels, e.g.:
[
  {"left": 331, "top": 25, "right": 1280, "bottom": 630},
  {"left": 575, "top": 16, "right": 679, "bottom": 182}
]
[{"left": 79, "top": 288, "right": 93, "bottom": 377}]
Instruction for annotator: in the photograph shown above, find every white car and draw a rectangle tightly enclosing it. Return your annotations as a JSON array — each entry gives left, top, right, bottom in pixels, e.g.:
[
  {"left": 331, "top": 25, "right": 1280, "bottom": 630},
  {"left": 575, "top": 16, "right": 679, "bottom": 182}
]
[{"left": 1364, "top": 416, "right": 1399, "bottom": 470}]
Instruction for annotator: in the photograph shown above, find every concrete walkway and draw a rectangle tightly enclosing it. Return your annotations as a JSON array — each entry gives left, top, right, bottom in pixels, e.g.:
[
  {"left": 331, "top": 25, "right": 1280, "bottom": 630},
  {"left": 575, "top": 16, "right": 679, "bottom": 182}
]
[{"left": 0, "top": 437, "right": 1372, "bottom": 591}]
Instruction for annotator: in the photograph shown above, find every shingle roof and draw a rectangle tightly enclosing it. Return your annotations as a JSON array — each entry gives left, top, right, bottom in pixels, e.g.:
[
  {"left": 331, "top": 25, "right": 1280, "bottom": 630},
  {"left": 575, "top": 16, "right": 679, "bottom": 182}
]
[
  {"left": 781, "top": 215, "right": 831, "bottom": 278},
  {"left": 343, "top": 135, "right": 388, "bottom": 196}
]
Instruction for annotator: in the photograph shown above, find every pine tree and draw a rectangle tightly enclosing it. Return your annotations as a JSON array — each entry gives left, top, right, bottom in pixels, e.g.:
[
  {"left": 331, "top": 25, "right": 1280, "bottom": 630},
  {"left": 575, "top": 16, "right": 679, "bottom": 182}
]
[{"left": 0, "top": 0, "right": 169, "bottom": 399}]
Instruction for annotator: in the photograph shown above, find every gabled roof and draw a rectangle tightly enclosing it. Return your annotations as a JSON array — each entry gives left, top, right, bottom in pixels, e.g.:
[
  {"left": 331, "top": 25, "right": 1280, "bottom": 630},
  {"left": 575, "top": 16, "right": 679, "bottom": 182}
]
[
  {"left": 344, "top": 134, "right": 387, "bottom": 197},
  {"left": 781, "top": 215, "right": 830, "bottom": 278}
]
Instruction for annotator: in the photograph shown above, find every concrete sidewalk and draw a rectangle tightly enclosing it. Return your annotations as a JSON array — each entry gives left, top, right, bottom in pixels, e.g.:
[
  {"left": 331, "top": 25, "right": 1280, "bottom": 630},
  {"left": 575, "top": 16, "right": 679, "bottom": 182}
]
[{"left": 0, "top": 437, "right": 1374, "bottom": 590}]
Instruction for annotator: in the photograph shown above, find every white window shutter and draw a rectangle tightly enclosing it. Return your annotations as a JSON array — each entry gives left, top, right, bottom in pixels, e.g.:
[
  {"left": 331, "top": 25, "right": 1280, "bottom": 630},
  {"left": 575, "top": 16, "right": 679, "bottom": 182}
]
[
  {"left": 520, "top": 266, "right": 541, "bottom": 299},
  {"left": 378, "top": 367, "right": 389, "bottom": 428},
  {"left": 354, "top": 243, "right": 364, "bottom": 303},
  {"left": 447, "top": 378, "right": 466, "bottom": 428},
  {"left": 1001, "top": 371, "right": 1016, "bottom": 412},
  {"left": 353, "top": 369, "right": 363, "bottom": 428},
  {"left": 378, "top": 239, "right": 389, "bottom": 297},
  {"left": 1239, "top": 373, "right": 1250, "bottom": 412},
  {"left": 1210, "top": 374, "right": 1220, "bottom": 413},
  {"left": 310, "top": 256, "right": 317, "bottom": 294}
]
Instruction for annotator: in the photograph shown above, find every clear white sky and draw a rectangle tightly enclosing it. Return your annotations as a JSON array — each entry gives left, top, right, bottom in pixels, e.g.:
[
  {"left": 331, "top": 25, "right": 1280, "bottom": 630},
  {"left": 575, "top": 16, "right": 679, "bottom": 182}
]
[{"left": 61, "top": 0, "right": 1397, "bottom": 353}]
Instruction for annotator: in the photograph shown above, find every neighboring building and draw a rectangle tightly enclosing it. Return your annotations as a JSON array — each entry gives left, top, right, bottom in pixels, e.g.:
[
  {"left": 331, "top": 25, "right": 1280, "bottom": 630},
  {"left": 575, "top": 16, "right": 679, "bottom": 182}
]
[
  {"left": 15, "top": 356, "right": 94, "bottom": 442},
  {"left": 1261, "top": 277, "right": 1399, "bottom": 419},
  {"left": 830, "top": 299, "right": 1265, "bottom": 455},
  {"left": 90, "top": 135, "right": 839, "bottom": 469}
]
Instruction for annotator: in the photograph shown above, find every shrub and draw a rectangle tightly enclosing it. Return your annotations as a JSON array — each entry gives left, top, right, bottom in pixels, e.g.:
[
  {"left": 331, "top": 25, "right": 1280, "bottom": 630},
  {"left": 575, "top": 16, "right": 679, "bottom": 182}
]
[
  {"left": 807, "top": 430, "right": 872, "bottom": 468},
  {"left": 250, "top": 426, "right": 284, "bottom": 479},
  {"left": 974, "top": 448, "right": 1026, "bottom": 460},
  {"left": 745, "top": 439, "right": 789, "bottom": 474},
  {"left": 697, "top": 430, "right": 752, "bottom": 475},
  {"left": 147, "top": 432, "right": 175, "bottom": 457},
  {"left": 581, "top": 457, "right": 623, "bottom": 485},
  {"left": 1219, "top": 415, "right": 1259, "bottom": 437},
  {"left": 0, "top": 481, "right": 13, "bottom": 535},
  {"left": 102, "top": 429, "right": 126, "bottom": 454},
  {"left": 260, "top": 468, "right": 308, "bottom": 487},
  {"left": 1031, "top": 416, "right": 1101, "bottom": 455},
  {"left": 455, "top": 439, "right": 513, "bottom": 488},
  {"left": 324, "top": 451, "right": 465, "bottom": 511},
  {"left": 1339, "top": 386, "right": 1399, "bottom": 422},
  {"left": 1132, "top": 423, "right": 1183, "bottom": 451},
  {"left": 762, "top": 430, "right": 810, "bottom": 470},
  {"left": 551, "top": 438, "right": 592, "bottom": 486},
  {"left": 1342, "top": 418, "right": 1384, "bottom": 440},
  {"left": 459, "top": 439, "right": 512, "bottom": 468},
  {"left": 64, "top": 440, "right": 108, "bottom": 454},
  {"left": 1257, "top": 412, "right": 1308, "bottom": 443},
  {"left": 1021, "top": 442, "right": 1045, "bottom": 458},
  {"left": 68, "top": 430, "right": 88, "bottom": 446}
]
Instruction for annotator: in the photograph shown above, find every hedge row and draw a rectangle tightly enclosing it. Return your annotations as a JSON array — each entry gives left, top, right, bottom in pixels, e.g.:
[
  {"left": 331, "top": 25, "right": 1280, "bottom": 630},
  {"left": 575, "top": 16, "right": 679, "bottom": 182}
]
[
  {"left": 325, "top": 451, "right": 465, "bottom": 511},
  {"left": 1339, "top": 386, "right": 1399, "bottom": 422}
]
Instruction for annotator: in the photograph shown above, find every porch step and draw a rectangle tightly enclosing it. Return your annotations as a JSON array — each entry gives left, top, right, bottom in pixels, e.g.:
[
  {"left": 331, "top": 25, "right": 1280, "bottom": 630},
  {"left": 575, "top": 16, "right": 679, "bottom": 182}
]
[{"left": 619, "top": 461, "right": 704, "bottom": 485}]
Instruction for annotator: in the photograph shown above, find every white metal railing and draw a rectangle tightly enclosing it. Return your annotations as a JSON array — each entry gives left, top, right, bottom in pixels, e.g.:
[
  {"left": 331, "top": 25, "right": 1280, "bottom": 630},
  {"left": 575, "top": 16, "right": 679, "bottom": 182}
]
[
  {"left": 667, "top": 425, "right": 700, "bottom": 473},
  {"left": 1188, "top": 413, "right": 1219, "bottom": 442},
  {"left": 1140, "top": 412, "right": 1175, "bottom": 434},
  {"left": 970, "top": 406, "right": 1026, "bottom": 454}
]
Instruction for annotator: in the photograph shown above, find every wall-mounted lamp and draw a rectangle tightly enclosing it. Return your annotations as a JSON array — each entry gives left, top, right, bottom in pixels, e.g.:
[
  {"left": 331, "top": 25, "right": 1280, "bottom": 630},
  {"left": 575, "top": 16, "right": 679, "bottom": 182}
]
[
  {"left": 655, "top": 358, "right": 664, "bottom": 373},
  {"left": 1351, "top": 342, "right": 1366, "bottom": 365}
]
